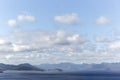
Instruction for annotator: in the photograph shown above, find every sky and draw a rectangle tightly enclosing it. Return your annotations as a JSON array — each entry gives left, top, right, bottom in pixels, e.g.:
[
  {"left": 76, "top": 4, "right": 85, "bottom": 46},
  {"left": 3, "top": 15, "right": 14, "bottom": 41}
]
[{"left": 0, "top": 0, "right": 120, "bottom": 64}]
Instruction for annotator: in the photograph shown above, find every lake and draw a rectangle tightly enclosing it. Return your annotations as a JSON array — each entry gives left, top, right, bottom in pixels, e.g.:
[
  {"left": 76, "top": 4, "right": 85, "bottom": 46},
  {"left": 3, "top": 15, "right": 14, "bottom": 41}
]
[{"left": 0, "top": 71, "right": 120, "bottom": 80}]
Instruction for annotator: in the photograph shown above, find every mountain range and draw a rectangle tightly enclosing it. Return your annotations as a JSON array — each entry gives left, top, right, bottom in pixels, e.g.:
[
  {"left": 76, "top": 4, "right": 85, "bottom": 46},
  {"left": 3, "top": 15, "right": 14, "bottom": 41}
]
[
  {"left": 0, "top": 63, "right": 43, "bottom": 71},
  {"left": 1, "top": 63, "right": 120, "bottom": 72},
  {"left": 37, "top": 63, "right": 120, "bottom": 72}
]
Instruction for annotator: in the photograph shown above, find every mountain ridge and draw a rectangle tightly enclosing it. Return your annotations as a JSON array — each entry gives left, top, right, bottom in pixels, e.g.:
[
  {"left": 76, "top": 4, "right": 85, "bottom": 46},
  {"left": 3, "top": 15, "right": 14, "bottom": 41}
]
[
  {"left": 1, "top": 63, "right": 120, "bottom": 72},
  {"left": 37, "top": 62, "right": 120, "bottom": 71},
  {"left": 0, "top": 63, "right": 44, "bottom": 71}
]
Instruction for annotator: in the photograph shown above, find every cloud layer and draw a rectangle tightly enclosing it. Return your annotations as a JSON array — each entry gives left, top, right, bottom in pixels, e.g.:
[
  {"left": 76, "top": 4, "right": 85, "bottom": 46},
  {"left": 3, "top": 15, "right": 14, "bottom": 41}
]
[
  {"left": 3, "top": 12, "right": 116, "bottom": 64},
  {"left": 0, "top": 30, "right": 119, "bottom": 64}
]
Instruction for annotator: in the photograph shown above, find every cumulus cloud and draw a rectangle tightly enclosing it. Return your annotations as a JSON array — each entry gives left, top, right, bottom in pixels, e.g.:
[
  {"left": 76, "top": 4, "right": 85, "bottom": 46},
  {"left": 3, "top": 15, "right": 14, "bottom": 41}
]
[
  {"left": 7, "top": 13, "right": 35, "bottom": 27},
  {"left": 94, "top": 36, "right": 113, "bottom": 43},
  {"left": 7, "top": 19, "right": 18, "bottom": 27},
  {"left": 108, "top": 42, "right": 120, "bottom": 50},
  {"left": 18, "top": 14, "right": 35, "bottom": 22},
  {"left": 67, "top": 34, "right": 86, "bottom": 44},
  {"left": 12, "top": 44, "right": 31, "bottom": 52},
  {"left": 54, "top": 13, "right": 80, "bottom": 24},
  {"left": 0, "top": 39, "right": 9, "bottom": 45},
  {"left": 96, "top": 16, "right": 110, "bottom": 25}
]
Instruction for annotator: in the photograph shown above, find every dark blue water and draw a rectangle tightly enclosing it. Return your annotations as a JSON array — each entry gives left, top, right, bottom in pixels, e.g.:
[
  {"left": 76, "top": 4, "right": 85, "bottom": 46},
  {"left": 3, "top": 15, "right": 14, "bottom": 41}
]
[{"left": 0, "top": 71, "right": 120, "bottom": 80}]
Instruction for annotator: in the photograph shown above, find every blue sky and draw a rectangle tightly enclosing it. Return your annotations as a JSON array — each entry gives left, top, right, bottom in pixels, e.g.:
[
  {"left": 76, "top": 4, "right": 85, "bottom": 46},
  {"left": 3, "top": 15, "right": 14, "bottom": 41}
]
[
  {"left": 0, "top": 0, "right": 120, "bottom": 64},
  {"left": 0, "top": 0, "right": 120, "bottom": 34}
]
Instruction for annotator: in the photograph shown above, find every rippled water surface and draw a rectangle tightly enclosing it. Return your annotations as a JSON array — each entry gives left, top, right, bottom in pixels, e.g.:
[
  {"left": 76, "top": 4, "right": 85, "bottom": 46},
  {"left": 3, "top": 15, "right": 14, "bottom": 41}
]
[{"left": 0, "top": 71, "right": 120, "bottom": 80}]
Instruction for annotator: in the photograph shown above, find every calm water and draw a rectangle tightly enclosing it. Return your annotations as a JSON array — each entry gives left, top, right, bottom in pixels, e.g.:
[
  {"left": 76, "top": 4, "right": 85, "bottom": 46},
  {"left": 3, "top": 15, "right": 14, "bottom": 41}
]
[{"left": 0, "top": 71, "right": 120, "bottom": 80}]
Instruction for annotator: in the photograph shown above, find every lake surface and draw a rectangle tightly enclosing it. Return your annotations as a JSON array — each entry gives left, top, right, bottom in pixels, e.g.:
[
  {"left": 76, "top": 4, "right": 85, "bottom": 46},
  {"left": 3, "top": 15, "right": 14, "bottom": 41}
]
[{"left": 0, "top": 71, "right": 120, "bottom": 80}]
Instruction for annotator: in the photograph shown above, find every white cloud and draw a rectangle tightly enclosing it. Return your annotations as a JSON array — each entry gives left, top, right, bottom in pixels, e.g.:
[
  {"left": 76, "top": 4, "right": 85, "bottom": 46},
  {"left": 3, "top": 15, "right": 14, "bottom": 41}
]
[
  {"left": 7, "top": 13, "right": 35, "bottom": 27},
  {"left": 108, "top": 42, "right": 120, "bottom": 50},
  {"left": 96, "top": 16, "right": 110, "bottom": 25},
  {"left": 56, "top": 30, "right": 66, "bottom": 38},
  {"left": 4, "top": 30, "right": 87, "bottom": 53},
  {"left": 18, "top": 14, "right": 35, "bottom": 22},
  {"left": 54, "top": 13, "right": 79, "bottom": 24},
  {"left": 25, "top": 15, "right": 35, "bottom": 22},
  {"left": 67, "top": 34, "right": 86, "bottom": 44},
  {"left": 7, "top": 19, "right": 18, "bottom": 27},
  {"left": 18, "top": 15, "right": 25, "bottom": 21},
  {"left": 95, "top": 36, "right": 110, "bottom": 43},
  {"left": 1, "top": 30, "right": 120, "bottom": 64},
  {"left": 5, "top": 55, "right": 14, "bottom": 60},
  {"left": 0, "top": 39, "right": 8, "bottom": 45},
  {"left": 12, "top": 44, "right": 30, "bottom": 52}
]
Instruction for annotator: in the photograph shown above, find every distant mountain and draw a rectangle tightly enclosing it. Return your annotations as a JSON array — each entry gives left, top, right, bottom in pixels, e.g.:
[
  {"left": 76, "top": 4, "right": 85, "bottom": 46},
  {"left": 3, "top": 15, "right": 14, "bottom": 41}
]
[
  {"left": 14, "top": 63, "right": 44, "bottom": 71},
  {"left": 1, "top": 63, "right": 120, "bottom": 72},
  {"left": 0, "top": 63, "right": 44, "bottom": 71},
  {"left": 36, "top": 63, "right": 120, "bottom": 72},
  {"left": 0, "top": 63, "right": 16, "bottom": 70}
]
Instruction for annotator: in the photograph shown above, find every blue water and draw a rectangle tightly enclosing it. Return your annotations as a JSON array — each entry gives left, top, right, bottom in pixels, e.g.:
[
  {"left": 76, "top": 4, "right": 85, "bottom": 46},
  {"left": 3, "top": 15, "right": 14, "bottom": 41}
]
[{"left": 0, "top": 71, "right": 120, "bottom": 80}]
